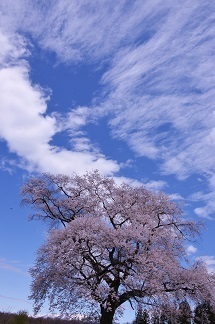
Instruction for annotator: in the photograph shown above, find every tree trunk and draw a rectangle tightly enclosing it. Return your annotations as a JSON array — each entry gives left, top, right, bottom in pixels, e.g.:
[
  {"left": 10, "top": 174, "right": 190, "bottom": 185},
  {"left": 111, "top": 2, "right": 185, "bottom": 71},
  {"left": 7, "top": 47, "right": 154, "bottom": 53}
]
[{"left": 100, "top": 306, "right": 115, "bottom": 324}]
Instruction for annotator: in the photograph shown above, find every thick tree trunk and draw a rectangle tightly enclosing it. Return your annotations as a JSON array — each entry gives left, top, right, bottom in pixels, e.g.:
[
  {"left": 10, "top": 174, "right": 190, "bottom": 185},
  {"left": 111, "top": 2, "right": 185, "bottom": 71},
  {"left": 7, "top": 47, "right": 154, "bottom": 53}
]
[{"left": 100, "top": 307, "right": 115, "bottom": 324}]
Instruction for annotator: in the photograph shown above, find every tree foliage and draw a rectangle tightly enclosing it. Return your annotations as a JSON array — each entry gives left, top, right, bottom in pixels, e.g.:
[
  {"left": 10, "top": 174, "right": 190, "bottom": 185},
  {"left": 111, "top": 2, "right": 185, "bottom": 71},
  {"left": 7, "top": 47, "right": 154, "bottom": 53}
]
[
  {"left": 0, "top": 311, "right": 85, "bottom": 324},
  {"left": 12, "top": 311, "right": 28, "bottom": 324},
  {"left": 194, "top": 301, "right": 215, "bottom": 323},
  {"left": 133, "top": 306, "right": 150, "bottom": 323},
  {"left": 177, "top": 300, "right": 192, "bottom": 323},
  {"left": 22, "top": 171, "right": 215, "bottom": 324}
]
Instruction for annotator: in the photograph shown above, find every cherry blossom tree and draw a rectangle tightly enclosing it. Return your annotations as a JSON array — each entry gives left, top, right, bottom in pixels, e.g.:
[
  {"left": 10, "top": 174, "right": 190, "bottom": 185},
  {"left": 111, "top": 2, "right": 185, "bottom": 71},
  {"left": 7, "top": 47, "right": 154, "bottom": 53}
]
[{"left": 22, "top": 171, "right": 215, "bottom": 324}]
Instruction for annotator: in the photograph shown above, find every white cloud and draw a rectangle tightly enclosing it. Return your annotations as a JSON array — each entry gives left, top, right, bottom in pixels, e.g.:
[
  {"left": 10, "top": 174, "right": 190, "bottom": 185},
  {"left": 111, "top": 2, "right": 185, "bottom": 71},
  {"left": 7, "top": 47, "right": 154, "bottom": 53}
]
[
  {"left": 186, "top": 245, "right": 197, "bottom": 255},
  {"left": 0, "top": 29, "right": 29, "bottom": 67},
  {"left": 194, "top": 206, "right": 207, "bottom": 218},
  {"left": 144, "top": 180, "right": 167, "bottom": 191},
  {"left": 189, "top": 191, "right": 215, "bottom": 219},
  {"left": 0, "top": 16, "right": 122, "bottom": 176},
  {"left": 168, "top": 193, "right": 184, "bottom": 201},
  {"left": 70, "top": 137, "right": 93, "bottom": 152},
  {"left": 0, "top": 55, "right": 119, "bottom": 176},
  {"left": 66, "top": 107, "right": 89, "bottom": 128},
  {"left": 112, "top": 176, "right": 144, "bottom": 187}
]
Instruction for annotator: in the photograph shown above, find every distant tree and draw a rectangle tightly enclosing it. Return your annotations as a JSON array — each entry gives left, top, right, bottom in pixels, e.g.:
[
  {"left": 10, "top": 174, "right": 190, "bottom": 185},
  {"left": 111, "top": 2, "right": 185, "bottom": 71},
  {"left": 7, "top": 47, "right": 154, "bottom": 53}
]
[
  {"left": 141, "top": 310, "right": 150, "bottom": 324},
  {"left": 22, "top": 171, "right": 215, "bottom": 324},
  {"left": 133, "top": 306, "right": 150, "bottom": 323},
  {"left": 12, "top": 310, "right": 28, "bottom": 324},
  {"left": 177, "top": 301, "right": 192, "bottom": 323},
  {"left": 0, "top": 312, "right": 85, "bottom": 324},
  {"left": 159, "top": 304, "right": 177, "bottom": 324},
  {"left": 0, "top": 311, "right": 14, "bottom": 324},
  {"left": 194, "top": 301, "right": 215, "bottom": 323},
  {"left": 160, "top": 311, "right": 168, "bottom": 324},
  {"left": 151, "top": 309, "right": 160, "bottom": 324}
]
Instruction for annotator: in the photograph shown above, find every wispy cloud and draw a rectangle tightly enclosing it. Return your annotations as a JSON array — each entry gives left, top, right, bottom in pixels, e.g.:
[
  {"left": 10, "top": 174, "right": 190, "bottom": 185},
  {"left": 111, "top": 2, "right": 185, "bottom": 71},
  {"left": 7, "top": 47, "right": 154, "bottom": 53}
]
[
  {"left": 100, "top": 1, "right": 215, "bottom": 178},
  {"left": 0, "top": 258, "right": 28, "bottom": 275},
  {"left": 0, "top": 293, "right": 32, "bottom": 304},
  {"left": 168, "top": 193, "right": 184, "bottom": 201},
  {"left": 1, "top": 0, "right": 165, "bottom": 64},
  {"left": 0, "top": 30, "right": 28, "bottom": 67},
  {"left": 95, "top": 1, "right": 215, "bottom": 215},
  {"left": 144, "top": 180, "right": 167, "bottom": 191},
  {"left": 188, "top": 190, "right": 215, "bottom": 218},
  {"left": 24, "top": 0, "right": 166, "bottom": 64}
]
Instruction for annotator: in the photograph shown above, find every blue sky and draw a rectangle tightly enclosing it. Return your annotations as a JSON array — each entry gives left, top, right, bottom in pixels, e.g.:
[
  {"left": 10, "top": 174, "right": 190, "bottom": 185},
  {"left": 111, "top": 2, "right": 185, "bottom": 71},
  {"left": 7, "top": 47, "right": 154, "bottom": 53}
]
[{"left": 0, "top": 0, "right": 215, "bottom": 322}]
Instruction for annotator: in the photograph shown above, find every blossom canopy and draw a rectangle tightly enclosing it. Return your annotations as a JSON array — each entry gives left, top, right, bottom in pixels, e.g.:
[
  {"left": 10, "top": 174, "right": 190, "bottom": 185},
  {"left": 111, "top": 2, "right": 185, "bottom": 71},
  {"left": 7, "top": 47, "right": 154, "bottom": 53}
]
[{"left": 22, "top": 171, "right": 215, "bottom": 323}]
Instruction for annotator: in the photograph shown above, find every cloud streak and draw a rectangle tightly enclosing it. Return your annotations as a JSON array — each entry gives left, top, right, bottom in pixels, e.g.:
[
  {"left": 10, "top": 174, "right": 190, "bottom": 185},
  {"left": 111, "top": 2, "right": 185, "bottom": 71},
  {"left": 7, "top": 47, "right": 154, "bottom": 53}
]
[
  {"left": 0, "top": 294, "right": 32, "bottom": 304},
  {"left": 100, "top": 1, "right": 215, "bottom": 177},
  {"left": 23, "top": 0, "right": 166, "bottom": 64},
  {"left": 0, "top": 258, "right": 28, "bottom": 275}
]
